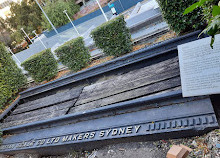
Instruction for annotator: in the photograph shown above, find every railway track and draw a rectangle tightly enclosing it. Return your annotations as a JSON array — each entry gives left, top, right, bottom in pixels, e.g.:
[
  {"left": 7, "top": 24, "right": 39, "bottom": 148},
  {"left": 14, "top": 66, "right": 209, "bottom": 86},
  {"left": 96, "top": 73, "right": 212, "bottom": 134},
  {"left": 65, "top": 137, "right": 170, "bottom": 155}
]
[{"left": 0, "top": 31, "right": 218, "bottom": 155}]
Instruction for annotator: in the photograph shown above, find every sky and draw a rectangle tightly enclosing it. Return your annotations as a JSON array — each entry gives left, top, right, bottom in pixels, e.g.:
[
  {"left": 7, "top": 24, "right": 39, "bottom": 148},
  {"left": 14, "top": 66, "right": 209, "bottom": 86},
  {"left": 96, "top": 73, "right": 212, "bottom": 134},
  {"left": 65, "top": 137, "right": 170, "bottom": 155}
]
[{"left": 0, "top": 0, "right": 20, "bottom": 19}]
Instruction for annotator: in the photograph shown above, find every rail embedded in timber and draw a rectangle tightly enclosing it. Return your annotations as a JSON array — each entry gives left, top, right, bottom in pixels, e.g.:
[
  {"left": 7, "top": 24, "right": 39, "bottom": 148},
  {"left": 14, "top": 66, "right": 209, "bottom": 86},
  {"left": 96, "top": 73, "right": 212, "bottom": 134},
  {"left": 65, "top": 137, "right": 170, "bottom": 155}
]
[
  {"left": 0, "top": 30, "right": 219, "bottom": 155},
  {"left": 0, "top": 90, "right": 218, "bottom": 154}
]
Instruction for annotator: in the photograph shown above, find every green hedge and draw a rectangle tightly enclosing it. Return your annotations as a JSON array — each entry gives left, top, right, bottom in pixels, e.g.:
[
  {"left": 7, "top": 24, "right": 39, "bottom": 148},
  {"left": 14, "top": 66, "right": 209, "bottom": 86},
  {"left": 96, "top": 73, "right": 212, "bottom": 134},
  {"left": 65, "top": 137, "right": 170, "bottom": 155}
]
[
  {"left": 0, "top": 43, "right": 26, "bottom": 108},
  {"left": 0, "top": 81, "right": 12, "bottom": 109},
  {"left": 21, "top": 49, "right": 58, "bottom": 83},
  {"left": 55, "top": 37, "right": 90, "bottom": 72},
  {"left": 91, "top": 15, "right": 132, "bottom": 57},
  {"left": 157, "top": 0, "right": 205, "bottom": 33}
]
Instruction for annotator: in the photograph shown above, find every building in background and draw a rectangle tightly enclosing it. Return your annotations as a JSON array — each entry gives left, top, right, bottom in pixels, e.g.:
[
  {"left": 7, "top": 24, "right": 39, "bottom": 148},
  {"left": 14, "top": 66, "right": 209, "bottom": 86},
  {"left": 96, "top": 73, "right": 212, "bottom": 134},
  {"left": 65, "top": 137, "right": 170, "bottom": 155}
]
[{"left": 0, "top": 0, "right": 20, "bottom": 19}]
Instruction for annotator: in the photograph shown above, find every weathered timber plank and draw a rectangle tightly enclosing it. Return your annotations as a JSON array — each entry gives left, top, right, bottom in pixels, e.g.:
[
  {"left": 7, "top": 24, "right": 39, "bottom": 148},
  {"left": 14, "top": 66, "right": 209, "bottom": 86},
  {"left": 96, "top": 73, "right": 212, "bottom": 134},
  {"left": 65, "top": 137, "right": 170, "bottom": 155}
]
[
  {"left": 4, "top": 100, "right": 77, "bottom": 122},
  {"left": 2, "top": 100, "right": 75, "bottom": 128},
  {"left": 2, "top": 110, "right": 66, "bottom": 128},
  {"left": 80, "top": 57, "right": 178, "bottom": 95},
  {"left": 69, "top": 86, "right": 182, "bottom": 114},
  {"left": 69, "top": 77, "right": 181, "bottom": 113},
  {"left": 77, "top": 67, "right": 179, "bottom": 105},
  {"left": 76, "top": 57, "right": 179, "bottom": 105},
  {"left": 12, "top": 87, "right": 83, "bottom": 115}
]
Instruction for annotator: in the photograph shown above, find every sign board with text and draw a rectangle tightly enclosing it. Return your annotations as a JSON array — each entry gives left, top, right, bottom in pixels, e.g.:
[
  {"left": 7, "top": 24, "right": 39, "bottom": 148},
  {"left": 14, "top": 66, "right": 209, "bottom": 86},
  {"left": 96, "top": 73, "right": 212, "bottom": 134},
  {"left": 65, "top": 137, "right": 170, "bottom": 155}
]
[{"left": 178, "top": 34, "right": 220, "bottom": 97}]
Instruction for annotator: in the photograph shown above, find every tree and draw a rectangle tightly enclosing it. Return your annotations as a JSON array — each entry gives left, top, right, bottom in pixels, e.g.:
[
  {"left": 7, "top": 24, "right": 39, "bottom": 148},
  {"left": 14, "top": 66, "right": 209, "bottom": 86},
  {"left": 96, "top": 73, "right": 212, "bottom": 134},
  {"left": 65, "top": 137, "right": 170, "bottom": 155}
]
[
  {"left": 6, "top": 0, "right": 42, "bottom": 43},
  {"left": 41, "top": 0, "right": 80, "bottom": 30},
  {"left": 10, "top": 31, "right": 24, "bottom": 44},
  {"left": 0, "top": 17, "right": 6, "bottom": 31},
  {"left": 0, "top": 18, "right": 12, "bottom": 47},
  {"left": 184, "top": 0, "right": 220, "bottom": 48}
]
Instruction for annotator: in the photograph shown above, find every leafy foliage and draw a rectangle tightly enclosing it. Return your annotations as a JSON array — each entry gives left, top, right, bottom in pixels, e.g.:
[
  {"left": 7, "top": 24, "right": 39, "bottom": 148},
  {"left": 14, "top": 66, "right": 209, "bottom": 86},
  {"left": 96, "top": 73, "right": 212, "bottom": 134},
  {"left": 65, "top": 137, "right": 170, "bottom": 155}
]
[
  {"left": 55, "top": 37, "right": 90, "bottom": 71},
  {"left": 10, "top": 31, "right": 24, "bottom": 44},
  {"left": 42, "top": 0, "right": 80, "bottom": 30},
  {"left": 157, "top": 0, "right": 205, "bottom": 33},
  {"left": 6, "top": 0, "right": 42, "bottom": 43},
  {"left": 0, "top": 18, "right": 12, "bottom": 47},
  {"left": 201, "top": 0, "right": 219, "bottom": 22},
  {"left": 0, "top": 17, "right": 6, "bottom": 30},
  {"left": 0, "top": 43, "right": 27, "bottom": 108},
  {"left": 91, "top": 15, "right": 132, "bottom": 57},
  {"left": 184, "top": 0, "right": 220, "bottom": 47},
  {"left": 22, "top": 49, "right": 58, "bottom": 82}
]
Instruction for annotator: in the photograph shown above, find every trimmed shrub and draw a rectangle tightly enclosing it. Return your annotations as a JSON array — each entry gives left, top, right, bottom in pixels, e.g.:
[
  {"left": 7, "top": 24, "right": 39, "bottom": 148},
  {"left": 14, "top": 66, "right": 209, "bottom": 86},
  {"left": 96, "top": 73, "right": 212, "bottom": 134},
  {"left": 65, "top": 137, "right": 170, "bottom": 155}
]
[
  {"left": 55, "top": 37, "right": 90, "bottom": 72},
  {"left": 0, "top": 81, "right": 12, "bottom": 109},
  {"left": 0, "top": 43, "right": 27, "bottom": 108},
  {"left": 91, "top": 15, "right": 132, "bottom": 57},
  {"left": 157, "top": 0, "right": 205, "bottom": 33},
  {"left": 21, "top": 49, "right": 58, "bottom": 83}
]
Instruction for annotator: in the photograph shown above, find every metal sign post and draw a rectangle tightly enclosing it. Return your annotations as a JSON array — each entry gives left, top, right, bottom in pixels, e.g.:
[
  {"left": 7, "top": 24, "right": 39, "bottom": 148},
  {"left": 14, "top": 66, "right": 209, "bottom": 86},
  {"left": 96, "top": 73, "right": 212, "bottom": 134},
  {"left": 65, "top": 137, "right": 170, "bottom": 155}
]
[
  {"left": 63, "top": 10, "right": 80, "bottom": 36},
  {"left": 95, "top": 0, "right": 108, "bottom": 22},
  {"left": 21, "top": 28, "right": 33, "bottom": 44},
  {"left": 33, "top": 30, "right": 47, "bottom": 49},
  {"left": 35, "top": 0, "right": 59, "bottom": 35},
  {"left": 7, "top": 48, "right": 21, "bottom": 65}
]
